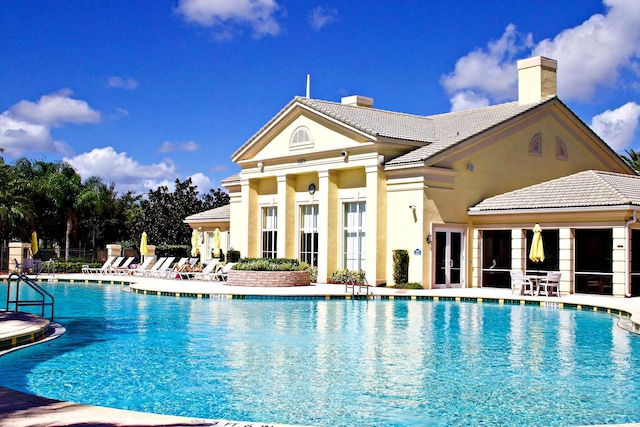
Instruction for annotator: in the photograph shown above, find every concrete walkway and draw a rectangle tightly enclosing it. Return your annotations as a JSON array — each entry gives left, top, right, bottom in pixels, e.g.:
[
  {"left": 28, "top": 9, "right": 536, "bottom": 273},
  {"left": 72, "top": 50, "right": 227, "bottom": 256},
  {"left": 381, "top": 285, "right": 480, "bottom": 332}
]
[{"left": 1, "top": 273, "right": 639, "bottom": 426}]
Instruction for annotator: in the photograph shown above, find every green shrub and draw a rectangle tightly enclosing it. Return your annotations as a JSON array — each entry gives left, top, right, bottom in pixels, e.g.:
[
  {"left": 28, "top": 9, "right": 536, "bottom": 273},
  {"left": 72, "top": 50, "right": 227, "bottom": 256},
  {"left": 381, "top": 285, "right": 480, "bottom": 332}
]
[
  {"left": 391, "top": 282, "right": 423, "bottom": 289},
  {"left": 233, "top": 258, "right": 305, "bottom": 271},
  {"left": 156, "top": 245, "right": 190, "bottom": 258},
  {"left": 392, "top": 249, "right": 409, "bottom": 285},
  {"left": 330, "top": 269, "right": 366, "bottom": 285}
]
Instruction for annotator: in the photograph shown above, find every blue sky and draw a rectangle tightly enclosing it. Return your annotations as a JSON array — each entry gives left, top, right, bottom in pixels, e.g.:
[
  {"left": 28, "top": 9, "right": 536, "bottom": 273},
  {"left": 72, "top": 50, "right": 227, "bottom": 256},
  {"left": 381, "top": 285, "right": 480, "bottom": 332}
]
[{"left": 1, "top": 0, "right": 639, "bottom": 195}]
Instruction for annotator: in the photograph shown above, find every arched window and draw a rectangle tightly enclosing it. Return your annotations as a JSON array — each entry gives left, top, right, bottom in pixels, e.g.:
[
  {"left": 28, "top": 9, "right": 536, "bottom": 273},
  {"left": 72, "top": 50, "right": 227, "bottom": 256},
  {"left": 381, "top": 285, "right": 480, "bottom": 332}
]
[
  {"left": 529, "top": 133, "right": 542, "bottom": 156},
  {"left": 556, "top": 137, "right": 568, "bottom": 160},
  {"left": 290, "top": 126, "right": 313, "bottom": 149}
]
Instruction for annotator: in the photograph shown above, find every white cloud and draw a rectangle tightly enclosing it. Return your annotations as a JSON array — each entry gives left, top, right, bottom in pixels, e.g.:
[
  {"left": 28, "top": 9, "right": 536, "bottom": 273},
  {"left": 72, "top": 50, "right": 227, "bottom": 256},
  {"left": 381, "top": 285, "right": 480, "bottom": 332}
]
[
  {"left": 189, "top": 172, "right": 214, "bottom": 193},
  {"left": 175, "top": 0, "right": 282, "bottom": 39},
  {"left": 9, "top": 89, "right": 101, "bottom": 127},
  {"left": 0, "top": 90, "right": 100, "bottom": 156},
  {"left": 449, "top": 91, "right": 490, "bottom": 112},
  {"left": 590, "top": 102, "right": 640, "bottom": 151},
  {"left": 309, "top": 6, "right": 338, "bottom": 30},
  {"left": 440, "top": 24, "right": 533, "bottom": 106},
  {"left": 107, "top": 76, "right": 138, "bottom": 90},
  {"left": 64, "top": 147, "right": 179, "bottom": 194},
  {"left": 156, "top": 140, "right": 200, "bottom": 153},
  {"left": 441, "top": 0, "right": 640, "bottom": 109}
]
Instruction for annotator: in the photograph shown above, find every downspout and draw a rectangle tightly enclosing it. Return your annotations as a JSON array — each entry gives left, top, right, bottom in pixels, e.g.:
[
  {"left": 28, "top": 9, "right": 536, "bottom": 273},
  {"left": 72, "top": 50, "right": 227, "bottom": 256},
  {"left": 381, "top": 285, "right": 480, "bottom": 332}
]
[{"left": 625, "top": 210, "right": 638, "bottom": 297}]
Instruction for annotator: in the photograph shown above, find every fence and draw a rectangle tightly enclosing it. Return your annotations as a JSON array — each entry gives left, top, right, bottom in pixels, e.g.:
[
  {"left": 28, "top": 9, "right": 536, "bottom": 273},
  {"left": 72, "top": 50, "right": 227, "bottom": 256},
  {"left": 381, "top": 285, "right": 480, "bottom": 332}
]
[{"left": 1, "top": 247, "right": 110, "bottom": 273}]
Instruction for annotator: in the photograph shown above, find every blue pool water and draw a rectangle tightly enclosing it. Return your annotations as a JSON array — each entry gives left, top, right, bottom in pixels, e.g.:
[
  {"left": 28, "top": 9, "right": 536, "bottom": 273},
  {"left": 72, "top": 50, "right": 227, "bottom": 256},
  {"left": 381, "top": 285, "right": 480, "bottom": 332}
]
[{"left": 1, "top": 282, "right": 640, "bottom": 426}]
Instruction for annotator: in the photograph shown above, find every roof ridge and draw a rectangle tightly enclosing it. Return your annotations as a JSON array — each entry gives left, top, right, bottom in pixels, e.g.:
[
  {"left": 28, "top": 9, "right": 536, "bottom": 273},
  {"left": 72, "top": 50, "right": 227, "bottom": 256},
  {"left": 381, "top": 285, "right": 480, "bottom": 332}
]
[
  {"left": 296, "top": 96, "right": 433, "bottom": 121},
  {"left": 592, "top": 170, "right": 635, "bottom": 204}
]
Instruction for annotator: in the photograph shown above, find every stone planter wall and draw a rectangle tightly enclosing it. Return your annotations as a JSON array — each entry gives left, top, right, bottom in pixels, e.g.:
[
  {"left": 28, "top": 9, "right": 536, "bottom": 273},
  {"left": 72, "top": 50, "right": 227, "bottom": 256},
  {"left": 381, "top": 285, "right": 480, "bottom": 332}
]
[{"left": 227, "top": 270, "right": 310, "bottom": 287}]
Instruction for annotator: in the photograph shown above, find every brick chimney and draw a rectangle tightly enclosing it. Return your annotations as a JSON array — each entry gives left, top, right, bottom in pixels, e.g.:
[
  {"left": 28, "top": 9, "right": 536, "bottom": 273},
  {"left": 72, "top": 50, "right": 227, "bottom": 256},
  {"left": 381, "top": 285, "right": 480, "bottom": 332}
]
[{"left": 517, "top": 56, "right": 557, "bottom": 104}]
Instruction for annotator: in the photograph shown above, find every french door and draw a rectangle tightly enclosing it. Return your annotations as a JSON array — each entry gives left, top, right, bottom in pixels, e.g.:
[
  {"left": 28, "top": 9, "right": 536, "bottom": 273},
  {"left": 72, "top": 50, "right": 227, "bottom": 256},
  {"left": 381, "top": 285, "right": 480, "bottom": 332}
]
[{"left": 434, "top": 229, "right": 464, "bottom": 288}]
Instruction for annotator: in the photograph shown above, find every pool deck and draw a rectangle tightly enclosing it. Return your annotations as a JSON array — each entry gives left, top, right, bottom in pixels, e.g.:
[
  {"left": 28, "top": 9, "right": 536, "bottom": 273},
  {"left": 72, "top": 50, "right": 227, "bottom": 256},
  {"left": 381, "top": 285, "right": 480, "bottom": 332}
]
[{"left": 1, "top": 272, "right": 640, "bottom": 426}]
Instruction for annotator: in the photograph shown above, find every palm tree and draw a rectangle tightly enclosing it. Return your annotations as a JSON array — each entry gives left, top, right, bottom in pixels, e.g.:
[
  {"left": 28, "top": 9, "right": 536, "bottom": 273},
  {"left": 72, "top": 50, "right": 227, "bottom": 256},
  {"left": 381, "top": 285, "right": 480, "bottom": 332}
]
[
  {"left": 622, "top": 149, "right": 640, "bottom": 173},
  {"left": 46, "top": 162, "right": 83, "bottom": 260},
  {"left": 0, "top": 154, "right": 33, "bottom": 244}
]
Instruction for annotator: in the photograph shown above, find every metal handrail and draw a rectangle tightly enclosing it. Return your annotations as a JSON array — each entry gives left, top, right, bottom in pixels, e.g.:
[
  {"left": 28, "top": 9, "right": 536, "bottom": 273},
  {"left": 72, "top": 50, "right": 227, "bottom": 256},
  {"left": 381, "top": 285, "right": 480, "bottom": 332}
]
[{"left": 6, "top": 273, "right": 55, "bottom": 320}]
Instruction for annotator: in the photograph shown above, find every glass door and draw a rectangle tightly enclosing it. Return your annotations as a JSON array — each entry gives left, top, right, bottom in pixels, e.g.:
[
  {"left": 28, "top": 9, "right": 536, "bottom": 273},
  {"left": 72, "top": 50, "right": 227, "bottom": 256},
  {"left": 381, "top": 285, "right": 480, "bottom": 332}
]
[{"left": 435, "top": 230, "right": 464, "bottom": 288}]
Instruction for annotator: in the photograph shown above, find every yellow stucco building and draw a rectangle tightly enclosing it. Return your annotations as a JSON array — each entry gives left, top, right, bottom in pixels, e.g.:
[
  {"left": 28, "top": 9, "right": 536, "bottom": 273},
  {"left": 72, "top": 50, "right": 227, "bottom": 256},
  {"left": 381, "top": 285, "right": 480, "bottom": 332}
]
[{"left": 190, "top": 56, "right": 640, "bottom": 297}]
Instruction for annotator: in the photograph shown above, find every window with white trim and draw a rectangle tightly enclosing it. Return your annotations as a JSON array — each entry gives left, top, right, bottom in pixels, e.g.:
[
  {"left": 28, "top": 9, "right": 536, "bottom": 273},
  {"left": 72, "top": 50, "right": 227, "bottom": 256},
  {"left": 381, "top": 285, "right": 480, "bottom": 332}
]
[
  {"left": 290, "top": 126, "right": 313, "bottom": 149},
  {"left": 262, "top": 207, "right": 277, "bottom": 259},
  {"left": 299, "top": 204, "right": 319, "bottom": 267},
  {"left": 343, "top": 201, "right": 366, "bottom": 271}
]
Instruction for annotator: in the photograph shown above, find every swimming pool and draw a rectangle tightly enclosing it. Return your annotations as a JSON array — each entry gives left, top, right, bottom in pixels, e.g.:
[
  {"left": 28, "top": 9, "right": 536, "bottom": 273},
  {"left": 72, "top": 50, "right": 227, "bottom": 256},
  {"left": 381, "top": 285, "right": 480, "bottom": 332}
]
[{"left": 1, "top": 282, "right": 639, "bottom": 426}]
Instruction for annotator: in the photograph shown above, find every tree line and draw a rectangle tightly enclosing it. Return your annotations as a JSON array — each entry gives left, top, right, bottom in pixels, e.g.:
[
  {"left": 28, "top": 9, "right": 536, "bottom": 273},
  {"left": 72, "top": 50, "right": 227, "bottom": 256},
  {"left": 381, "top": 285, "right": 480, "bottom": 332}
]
[{"left": 0, "top": 152, "right": 229, "bottom": 259}]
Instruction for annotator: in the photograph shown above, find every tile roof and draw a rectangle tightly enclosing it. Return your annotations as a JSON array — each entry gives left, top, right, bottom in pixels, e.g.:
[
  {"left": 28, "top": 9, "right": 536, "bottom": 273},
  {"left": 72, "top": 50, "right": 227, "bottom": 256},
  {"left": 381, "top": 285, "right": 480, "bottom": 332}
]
[
  {"left": 469, "top": 170, "right": 640, "bottom": 212},
  {"left": 387, "top": 100, "right": 549, "bottom": 165},
  {"left": 233, "top": 96, "right": 550, "bottom": 163},
  {"left": 184, "top": 204, "right": 230, "bottom": 222},
  {"left": 298, "top": 97, "right": 550, "bottom": 165}
]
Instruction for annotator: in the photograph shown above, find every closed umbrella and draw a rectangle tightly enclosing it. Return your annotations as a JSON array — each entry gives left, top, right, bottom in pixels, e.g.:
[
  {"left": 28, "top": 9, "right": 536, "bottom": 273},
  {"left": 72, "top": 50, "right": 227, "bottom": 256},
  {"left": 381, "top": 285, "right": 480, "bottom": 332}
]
[
  {"left": 31, "top": 231, "right": 38, "bottom": 256},
  {"left": 140, "top": 232, "right": 148, "bottom": 260},
  {"left": 529, "top": 223, "right": 545, "bottom": 262},
  {"left": 191, "top": 229, "right": 199, "bottom": 257},
  {"left": 213, "top": 228, "right": 221, "bottom": 258}
]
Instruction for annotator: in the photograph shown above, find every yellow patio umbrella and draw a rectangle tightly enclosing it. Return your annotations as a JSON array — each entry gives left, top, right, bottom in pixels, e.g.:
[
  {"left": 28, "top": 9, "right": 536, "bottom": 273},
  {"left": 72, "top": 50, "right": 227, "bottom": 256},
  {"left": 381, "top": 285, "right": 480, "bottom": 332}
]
[
  {"left": 140, "top": 232, "right": 148, "bottom": 260},
  {"left": 191, "top": 229, "right": 199, "bottom": 257},
  {"left": 31, "top": 231, "right": 38, "bottom": 256},
  {"left": 213, "top": 228, "right": 221, "bottom": 258},
  {"left": 529, "top": 223, "right": 545, "bottom": 262}
]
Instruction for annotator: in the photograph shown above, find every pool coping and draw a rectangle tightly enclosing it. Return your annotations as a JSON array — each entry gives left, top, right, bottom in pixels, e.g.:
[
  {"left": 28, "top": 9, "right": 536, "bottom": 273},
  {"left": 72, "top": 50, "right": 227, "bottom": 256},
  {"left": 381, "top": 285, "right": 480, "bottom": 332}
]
[{"left": 2, "top": 273, "right": 640, "bottom": 427}]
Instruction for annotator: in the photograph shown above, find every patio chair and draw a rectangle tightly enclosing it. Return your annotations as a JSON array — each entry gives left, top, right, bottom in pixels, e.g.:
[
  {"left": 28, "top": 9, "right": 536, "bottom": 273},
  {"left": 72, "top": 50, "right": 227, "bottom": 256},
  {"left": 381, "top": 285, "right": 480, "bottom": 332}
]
[
  {"left": 189, "top": 261, "right": 219, "bottom": 281},
  {"left": 148, "top": 256, "right": 176, "bottom": 278},
  {"left": 510, "top": 270, "right": 533, "bottom": 295},
  {"left": 212, "top": 262, "right": 236, "bottom": 282},
  {"left": 135, "top": 257, "right": 165, "bottom": 276},
  {"left": 538, "top": 271, "right": 561, "bottom": 297},
  {"left": 106, "top": 256, "right": 125, "bottom": 274},
  {"left": 86, "top": 256, "right": 116, "bottom": 274},
  {"left": 115, "top": 257, "right": 135, "bottom": 274}
]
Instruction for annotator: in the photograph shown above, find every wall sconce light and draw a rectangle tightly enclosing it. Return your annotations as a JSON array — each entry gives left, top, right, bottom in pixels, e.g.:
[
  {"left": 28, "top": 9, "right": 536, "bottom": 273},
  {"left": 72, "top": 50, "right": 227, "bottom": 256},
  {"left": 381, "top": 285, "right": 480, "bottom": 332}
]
[
  {"left": 426, "top": 233, "right": 432, "bottom": 244},
  {"left": 308, "top": 183, "right": 316, "bottom": 195},
  {"left": 341, "top": 150, "right": 349, "bottom": 162},
  {"left": 257, "top": 161, "right": 264, "bottom": 172}
]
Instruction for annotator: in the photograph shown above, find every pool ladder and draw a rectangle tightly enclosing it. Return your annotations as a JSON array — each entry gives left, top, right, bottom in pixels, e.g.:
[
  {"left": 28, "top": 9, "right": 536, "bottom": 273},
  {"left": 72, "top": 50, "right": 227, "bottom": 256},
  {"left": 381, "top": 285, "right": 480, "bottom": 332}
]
[{"left": 5, "top": 273, "right": 55, "bottom": 320}]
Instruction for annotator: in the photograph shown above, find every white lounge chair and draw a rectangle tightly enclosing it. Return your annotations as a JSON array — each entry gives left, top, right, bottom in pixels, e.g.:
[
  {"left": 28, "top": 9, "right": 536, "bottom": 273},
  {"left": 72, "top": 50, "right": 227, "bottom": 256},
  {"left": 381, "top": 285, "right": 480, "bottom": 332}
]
[
  {"left": 115, "top": 257, "right": 135, "bottom": 274},
  {"left": 130, "top": 257, "right": 154, "bottom": 276},
  {"left": 139, "top": 257, "right": 166, "bottom": 277},
  {"left": 212, "top": 262, "right": 236, "bottom": 282},
  {"left": 106, "top": 257, "right": 125, "bottom": 274},
  {"left": 189, "top": 261, "right": 219, "bottom": 281},
  {"left": 86, "top": 256, "right": 116, "bottom": 274},
  {"left": 148, "top": 256, "right": 176, "bottom": 278}
]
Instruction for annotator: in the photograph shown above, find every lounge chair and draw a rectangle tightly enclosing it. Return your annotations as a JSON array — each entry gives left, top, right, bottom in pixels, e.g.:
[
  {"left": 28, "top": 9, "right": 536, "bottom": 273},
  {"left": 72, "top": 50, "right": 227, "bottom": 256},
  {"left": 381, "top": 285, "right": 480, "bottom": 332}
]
[
  {"left": 128, "top": 257, "right": 154, "bottom": 275},
  {"left": 106, "top": 256, "right": 125, "bottom": 274},
  {"left": 148, "top": 256, "right": 176, "bottom": 278},
  {"left": 538, "top": 272, "right": 561, "bottom": 296},
  {"left": 86, "top": 256, "right": 116, "bottom": 274},
  {"left": 138, "top": 257, "right": 166, "bottom": 277},
  {"left": 115, "top": 257, "right": 135, "bottom": 274},
  {"left": 172, "top": 257, "right": 189, "bottom": 271},
  {"left": 189, "top": 261, "right": 219, "bottom": 281},
  {"left": 212, "top": 262, "right": 236, "bottom": 282},
  {"left": 510, "top": 270, "right": 533, "bottom": 295}
]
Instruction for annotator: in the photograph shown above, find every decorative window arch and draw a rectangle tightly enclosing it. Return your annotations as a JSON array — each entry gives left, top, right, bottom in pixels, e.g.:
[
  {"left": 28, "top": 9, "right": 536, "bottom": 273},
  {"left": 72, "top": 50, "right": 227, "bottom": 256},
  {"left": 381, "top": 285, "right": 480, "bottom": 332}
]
[
  {"left": 529, "top": 133, "right": 542, "bottom": 157},
  {"left": 290, "top": 126, "right": 313, "bottom": 149},
  {"left": 556, "top": 137, "right": 568, "bottom": 160}
]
